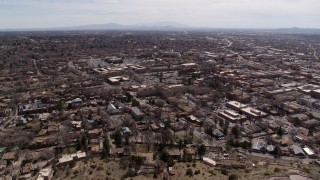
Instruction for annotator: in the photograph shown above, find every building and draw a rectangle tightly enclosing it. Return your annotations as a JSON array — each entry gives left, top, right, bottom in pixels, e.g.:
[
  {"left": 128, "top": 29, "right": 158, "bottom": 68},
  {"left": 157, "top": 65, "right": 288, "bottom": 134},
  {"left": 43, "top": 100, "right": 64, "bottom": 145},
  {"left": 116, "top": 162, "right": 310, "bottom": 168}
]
[
  {"left": 297, "top": 96, "right": 318, "bottom": 108},
  {"left": 105, "top": 57, "right": 123, "bottom": 64},
  {"left": 39, "top": 113, "right": 50, "bottom": 122},
  {"left": 226, "top": 90, "right": 251, "bottom": 103},
  {"left": 310, "top": 89, "right": 320, "bottom": 99},
  {"left": 58, "top": 151, "right": 86, "bottom": 164},
  {"left": 226, "top": 101, "right": 248, "bottom": 111},
  {"left": 240, "top": 107, "right": 268, "bottom": 119},
  {"left": 107, "top": 103, "right": 121, "bottom": 115},
  {"left": 19, "top": 100, "right": 49, "bottom": 115},
  {"left": 218, "top": 109, "right": 246, "bottom": 123},
  {"left": 282, "top": 102, "right": 306, "bottom": 113},
  {"left": 303, "top": 147, "right": 317, "bottom": 159},
  {"left": 291, "top": 145, "right": 305, "bottom": 157},
  {"left": 252, "top": 140, "right": 267, "bottom": 152},
  {"left": 107, "top": 77, "right": 121, "bottom": 85},
  {"left": 186, "top": 115, "right": 201, "bottom": 124},
  {"left": 212, "top": 129, "right": 225, "bottom": 140},
  {"left": 130, "top": 107, "right": 144, "bottom": 121},
  {"left": 167, "top": 149, "right": 181, "bottom": 160},
  {"left": 121, "top": 127, "right": 131, "bottom": 135},
  {"left": 2, "top": 152, "right": 17, "bottom": 161},
  {"left": 301, "top": 119, "right": 320, "bottom": 129},
  {"left": 37, "top": 167, "right": 53, "bottom": 180},
  {"left": 202, "top": 157, "right": 216, "bottom": 166}
]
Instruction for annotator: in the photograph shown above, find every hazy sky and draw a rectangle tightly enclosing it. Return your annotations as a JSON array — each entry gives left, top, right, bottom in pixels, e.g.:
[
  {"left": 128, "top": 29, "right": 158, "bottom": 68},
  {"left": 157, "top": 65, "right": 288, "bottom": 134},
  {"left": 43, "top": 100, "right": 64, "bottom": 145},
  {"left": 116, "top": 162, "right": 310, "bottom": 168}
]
[{"left": 0, "top": 0, "right": 319, "bottom": 29}]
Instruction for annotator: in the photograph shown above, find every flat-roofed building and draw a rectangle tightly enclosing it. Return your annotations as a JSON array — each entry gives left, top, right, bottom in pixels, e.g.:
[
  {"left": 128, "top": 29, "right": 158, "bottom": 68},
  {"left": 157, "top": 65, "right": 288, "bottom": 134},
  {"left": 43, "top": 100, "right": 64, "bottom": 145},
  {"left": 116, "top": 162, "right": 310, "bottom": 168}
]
[
  {"left": 282, "top": 102, "right": 306, "bottom": 113},
  {"left": 297, "top": 84, "right": 320, "bottom": 94},
  {"left": 226, "top": 101, "right": 248, "bottom": 111},
  {"left": 202, "top": 157, "right": 216, "bottom": 166},
  {"left": 240, "top": 107, "right": 268, "bottom": 119},
  {"left": 311, "top": 89, "right": 320, "bottom": 99},
  {"left": 187, "top": 115, "right": 201, "bottom": 124},
  {"left": 37, "top": 167, "right": 53, "bottom": 180},
  {"left": 303, "top": 147, "right": 317, "bottom": 158},
  {"left": 218, "top": 109, "right": 246, "bottom": 122},
  {"left": 105, "top": 57, "right": 123, "bottom": 64}
]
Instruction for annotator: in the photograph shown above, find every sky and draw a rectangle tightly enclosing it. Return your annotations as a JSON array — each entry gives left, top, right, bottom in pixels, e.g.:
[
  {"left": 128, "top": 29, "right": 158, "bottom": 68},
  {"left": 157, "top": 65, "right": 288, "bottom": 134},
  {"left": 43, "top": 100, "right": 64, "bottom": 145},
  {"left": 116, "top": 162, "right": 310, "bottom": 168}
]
[{"left": 0, "top": 0, "right": 319, "bottom": 29}]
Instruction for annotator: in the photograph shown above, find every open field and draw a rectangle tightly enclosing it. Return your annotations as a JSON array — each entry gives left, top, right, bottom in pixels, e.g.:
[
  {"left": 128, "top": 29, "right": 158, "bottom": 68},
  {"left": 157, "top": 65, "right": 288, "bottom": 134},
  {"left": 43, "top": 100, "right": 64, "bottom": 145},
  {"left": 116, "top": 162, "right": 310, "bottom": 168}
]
[{"left": 52, "top": 157, "right": 320, "bottom": 180}]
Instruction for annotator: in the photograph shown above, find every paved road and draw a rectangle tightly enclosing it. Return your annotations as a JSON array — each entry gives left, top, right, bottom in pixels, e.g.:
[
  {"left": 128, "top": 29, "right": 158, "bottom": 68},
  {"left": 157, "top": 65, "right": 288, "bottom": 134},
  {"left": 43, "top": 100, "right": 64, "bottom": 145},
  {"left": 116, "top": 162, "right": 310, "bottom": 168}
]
[
  {"left": 314, "top": 51, "right": 319, "bottom": 60},
  {"left": 33, "top": 59, "right": 42, "bottom": 76}
]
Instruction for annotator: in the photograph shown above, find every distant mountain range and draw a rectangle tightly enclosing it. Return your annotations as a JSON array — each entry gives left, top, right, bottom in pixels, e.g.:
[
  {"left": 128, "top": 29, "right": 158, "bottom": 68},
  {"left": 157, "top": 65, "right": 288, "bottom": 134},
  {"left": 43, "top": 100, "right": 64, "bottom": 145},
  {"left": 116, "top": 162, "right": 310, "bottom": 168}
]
[
  {"left": 1, "top": 22, "right": 190, "bottom": 31},
  {"left": 1, "top": 22, "right": 320, "bottom": 34}
]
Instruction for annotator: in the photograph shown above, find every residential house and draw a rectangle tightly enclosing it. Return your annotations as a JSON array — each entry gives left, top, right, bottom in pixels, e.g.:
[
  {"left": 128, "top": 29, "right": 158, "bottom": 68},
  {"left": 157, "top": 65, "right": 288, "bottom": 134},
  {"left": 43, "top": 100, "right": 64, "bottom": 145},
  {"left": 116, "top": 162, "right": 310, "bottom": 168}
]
[
  {"left": 130, "top": 107, "right": 144, "bottom": 121},
  {"left": 301, "top": 119, "right": 320, "bottom": 129},
  {"left": 290, "top": 145, "right": 305, "bottom": 157},
  {"left": 88, "top": 129, "right": 103, "bottom": 138},
  {"left": 2, "top": 152, "right": 17, "bottom": 161},
  {"left": 37, "top": 167, "right": 54, "bottom": 180},
  {"left": 252, "top": 140, "right": 267, "bottom": 153},
  {"left": 212, "top": 129, "right": 225, "bottom": 140},
  {"left": 167, "top": 149, "right": 181, "bottom": 160}
]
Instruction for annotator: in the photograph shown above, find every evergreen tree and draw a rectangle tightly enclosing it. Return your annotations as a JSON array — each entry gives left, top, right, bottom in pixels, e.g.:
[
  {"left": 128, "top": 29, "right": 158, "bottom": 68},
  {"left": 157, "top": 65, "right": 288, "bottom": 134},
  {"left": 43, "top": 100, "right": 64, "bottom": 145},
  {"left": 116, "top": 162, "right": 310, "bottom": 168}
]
[
  {"left": 103, "top": 137, "right": 110, "bottom": 155},
  {"left": 76, "top": 138, "right": 82, "bottom": 151},
  {"left": 198, "top": 144, "right": 206, "bottom": 156},
  {"left": 178, "top": 139, "right": 183, "bottom": 150},
  {"left": 277, "top": 126, "right": 283, "bottom": 137},
  {"left": 114, "top": 131, "right": 123, "bottom": 148},
  {"left": 81, "top": 136, "right": 87, "bottom": 150},
  {"left": 231, "top": 125, "right": 240, "bottom": 139},
  {"left": 273, "top": 145, "right": 282, "bottom": 158}
]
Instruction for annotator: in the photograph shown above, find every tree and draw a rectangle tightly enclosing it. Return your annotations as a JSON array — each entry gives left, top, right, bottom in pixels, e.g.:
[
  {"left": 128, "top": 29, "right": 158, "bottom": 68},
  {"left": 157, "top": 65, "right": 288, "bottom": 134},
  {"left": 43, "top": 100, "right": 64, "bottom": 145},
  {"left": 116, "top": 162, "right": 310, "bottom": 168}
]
[
  {"left": 103, "top": 137, "right": 110, "bottom": 156},
  {"left": 228, "top": 174, "right": 238, "bottom": 180},
  {"left": 277, "top": 126, "right": 283, "bottom": 137},
  {"left": 223, "top": 126, "right": 228, "bottom": 136},
  {"left": 88, "top": 112, "right": 93, "bottom": 120},
  {"left": 161, "top": 129, "right": 172, "bottom": 145},
  {"left": 240, "top": 141, "right": 252, "bottom": 149},
  {"left": 57, "top": 101, "right": 64, "bottom": 111},
  {"left": 205, "top": 126, "right": 213, "bottom": 136},
  {"left": 76, "top": 138, "right": 82, "bottom": 151},
  {"left": 159, "top": 150, "right": 175, "bottom": 167},
  {"left": 186, "top": 168, "right": 193, "bottom": 177},
  {"left": 221, "top": 168, "right": 229, "bottom": 175},
  {"left": 159, "top": 151, "right": 170, "bottom": 162},
  {"left": 231, "top": 125, "right": 240, "bottom": 139},
  {"left": 125, "top": 136, "right": 130, "bottom": 146},
  {"left": 81, "top": 136, "right": 87, "bottom": 147},
  {"left": 292, "top": 117, "right": 301, "bottom": 127},
  {"left": 308, "top": 113, "right": 314, "bottom": 119},
  {"left": 178, "top": 139, "right": 183, "bottom": 150},
  {"left": 131, "top": 156, "right": 144, "bottom": 168},
  {"left": 114, "top": 131, "right": 123, "bottom": 148},
  {"left": 273, "top": 145, "right": 282, "bottom": 158},
  {"left": 308, "top": 127, "right": 314, "bottom": 136},
  {"left": 101, "top": 148, "right": 107, "bottom": 159},
  {"left": 198, "top": 144, "right": 206, "bottom": 156},
  {"left": 159, "top": 72, "right": 164, "bottom": 83}
]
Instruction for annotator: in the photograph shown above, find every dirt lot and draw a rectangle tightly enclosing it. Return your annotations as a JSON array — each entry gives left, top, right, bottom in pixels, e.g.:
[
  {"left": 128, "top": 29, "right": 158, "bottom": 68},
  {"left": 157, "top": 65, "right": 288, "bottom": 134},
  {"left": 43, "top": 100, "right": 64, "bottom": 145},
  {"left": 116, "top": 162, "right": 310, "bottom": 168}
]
[{"left": 53, "top": 158, "right": 127, "bottom": 180}]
